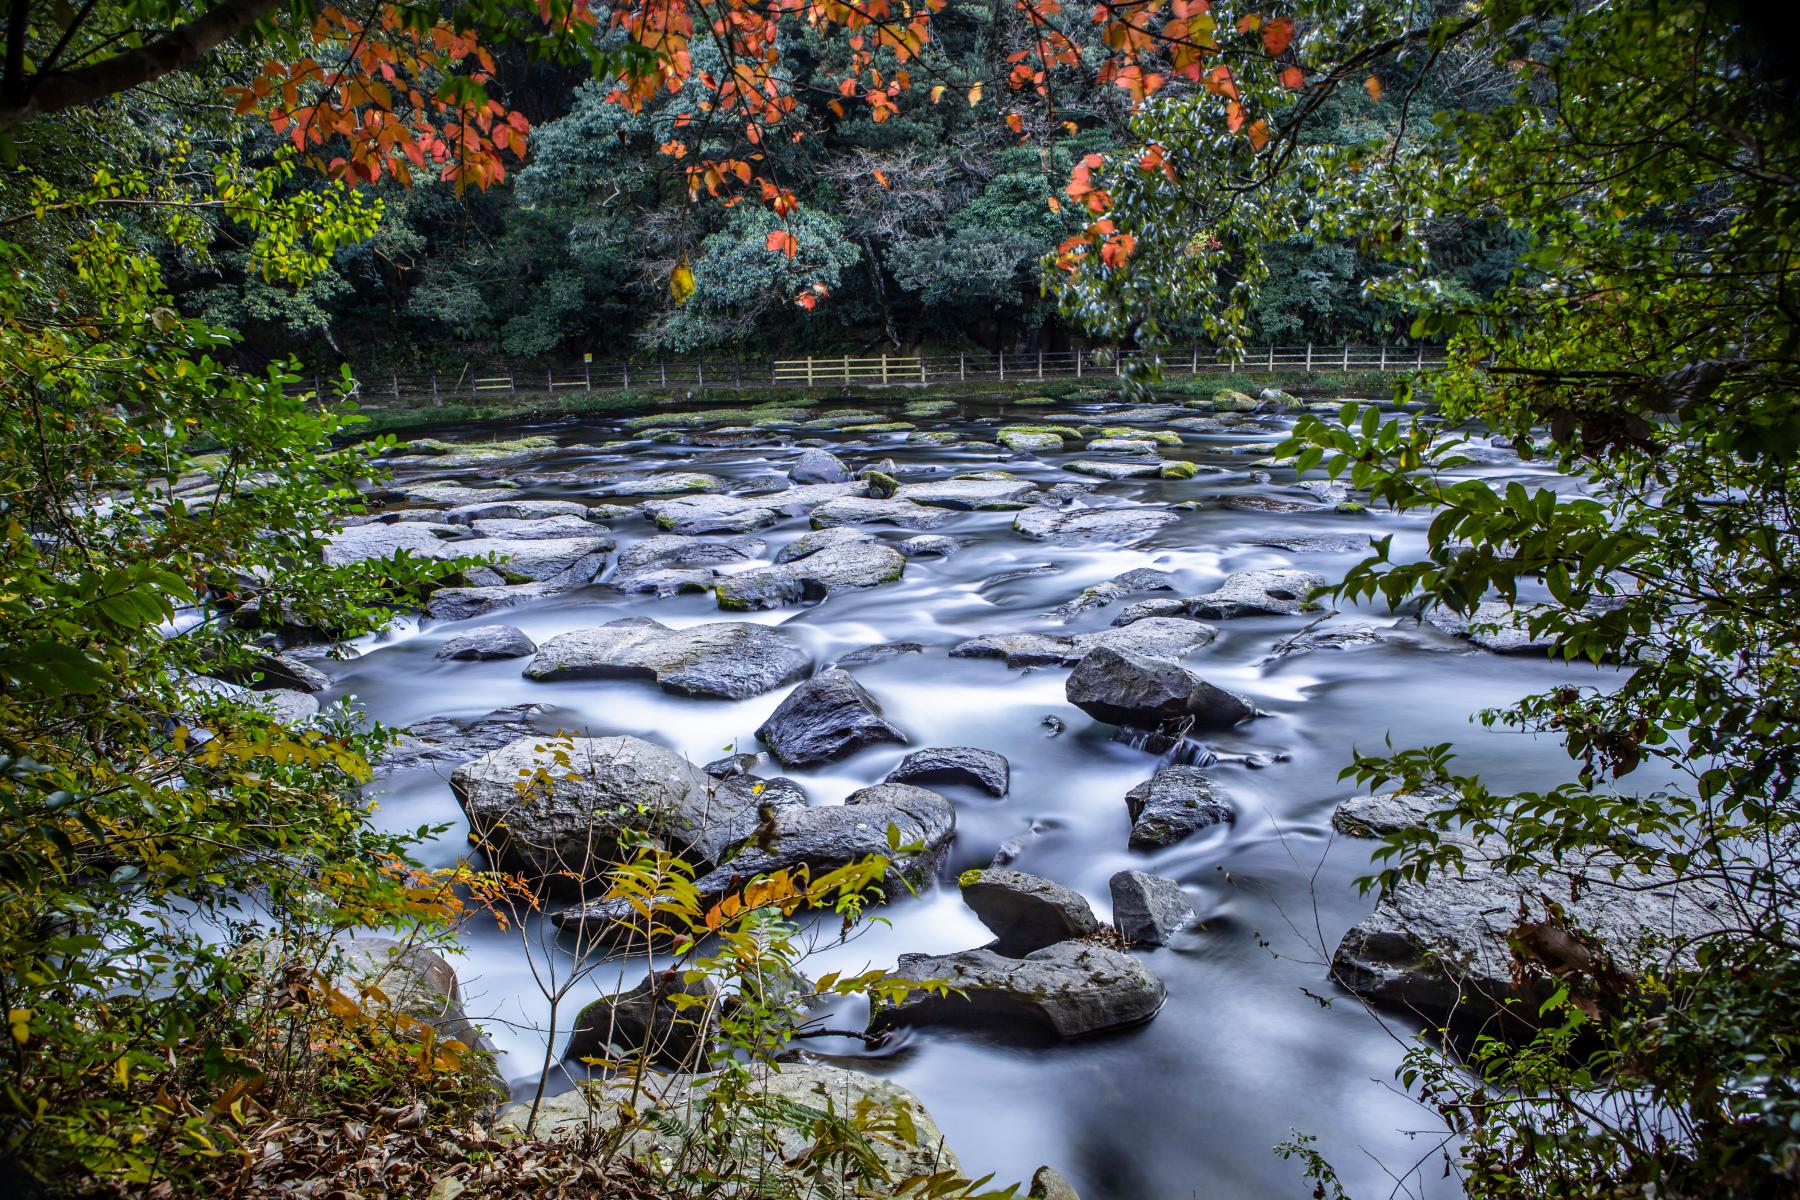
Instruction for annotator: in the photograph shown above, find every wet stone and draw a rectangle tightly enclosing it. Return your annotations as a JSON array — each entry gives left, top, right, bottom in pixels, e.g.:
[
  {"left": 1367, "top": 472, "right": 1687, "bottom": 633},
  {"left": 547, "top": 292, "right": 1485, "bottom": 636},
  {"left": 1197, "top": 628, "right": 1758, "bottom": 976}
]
[
  {"left": 437, "top": 625, "right": 538, "bottom": 660},
  {"left": 885, "top": 746, "right": 1010, "bottom": 796}
]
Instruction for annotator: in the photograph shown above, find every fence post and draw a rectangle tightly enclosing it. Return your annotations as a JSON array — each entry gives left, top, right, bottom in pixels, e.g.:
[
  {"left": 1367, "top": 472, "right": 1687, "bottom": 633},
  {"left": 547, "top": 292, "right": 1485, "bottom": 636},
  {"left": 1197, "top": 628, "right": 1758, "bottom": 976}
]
[
  {"left": 584, "top": 359, "right": 592, "bottom": 391},
  {"left": 431, "top": 370, "right": 439, "bottom": 405},
  {"left": 735, "top": 359, "right": 743, "bottom": 388},
  {"left": 1076, "top": 350, "right": 1083, "bottom": 379},
  {"left": 1343, "top": 344, "right": 1350, "bottom": 372},
  {"left": 1305, "top": 343, "right": 1313, "bottom": 372},
  {"left": 660, "top": 360, "right": 667, "bottom": 387},
  {"left": 998, "top": 353, "right": 1006, "bottom": 382},
  {"left": 806, "top": 357, "right": 815, "bottom": 387},
  {"left": 623, "top": 360, "right": 631, "bottom": 388},
  {"left": 919, "top": 356, "right": 926, "bottom": 383},
  {"left": 1379, "top": 344, "right": 1388, "bottom": 371},
  {"left": 1037, "top": 349, "right": 1045, "bottom": 380},
  {"left": 1417, "top": 345, "right": 1425, "bottom": 369},
  {"left": 881, "top": 354, "right": 889, "bottom": 385},
  {"left": 697, "top": 362, "right": 705, "bottom": 388},
  {"left": 547, "top": 367, "right": 554, "bottom": 392},
  {"left": 959, "top": 353, "right": 966, "bottom": 382},
  {"left": 1267, "top": 345, "right": 1274, "bottom": 372},
  {"left": 1190, "top": 343, "right": 1198, "bottom": 374},
  {"left": 506, "top": 367, "right": 515, "bottom": 394}
]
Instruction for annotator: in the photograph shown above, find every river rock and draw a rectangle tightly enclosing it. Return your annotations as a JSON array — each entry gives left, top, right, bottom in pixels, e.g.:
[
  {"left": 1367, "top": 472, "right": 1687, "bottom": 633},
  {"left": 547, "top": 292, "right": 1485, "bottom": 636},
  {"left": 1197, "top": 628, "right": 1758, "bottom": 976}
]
[
  {"left": 961, "top": 869, "right": 1099, "bottom": 954},
  {"left": 1328, "top": 796, "right": 1731, "bottom": 1027},
  {"left": 998, "top": 430, "right": 1065, "bottom": 452},
  {"left": 616, "top": 533, "right": 765, "bottom": 575},
  {"left": 1224, "top": 494, "right": 1315, "bottom": 513},
  {"left": 872, "top": 941, "right": 1165, "bottom": 1039},
  {"left": 811, "top": 496, "right": 952, "bottom": 530},
  {"left": 503, "top": 1060, "right": 960, "bottom": 1181},
  {"left": 715, "top": 537, "right": 906, "bottom": 610},
  {"left": 951, "top": 619, "right": 1216, "bottom": 670},
  {"left": 790, "top": 447, "right": 850, "bottom": 483},
  {"left": 1087, "top": 438, "right": 1160, "bottom": 455},
  {"left": 443, "top": 498, "right": 593, "bottom": 524},
  {"left": 596, "top": 471, "right": 729, "bottom": 496},
  {"left": 755, "top": 668, "right": 907, "bottom": 766},
  {"left": 423, "top": 551, "right": 610, "bottom": 621},
  {"left": 898, "top": 534, "right": 959, "bottom": 557},
  {"left": 1013, "top": 506, "right": 1179, "bottom": 544},
  {"left": 773, "top": 526, "right": 874, "bottom": 564},
  {"left": 566, "top": 969, "right": 718, "bottom": 1069},
  {"left": 892, "top": 479, "right": 1041, "bottom": 509},
  {"left": 524, "top": 617, "right": 810, "bottom": 700},
  {"left": 1186, "top": 569, "right": 1326, "bottom": 618},
  {"left": 467, "top": 514, "right": 614, "bottom": 540},
  {"left": 885, "top": 746, "right": 1010, "bottom": 796},
  {"left": 1424, "top": 600, "right": 1558, "bottom": 654},
  {"left": 329, "top": 937, "right": 489, "bottom": 1056},
  {"left": 1030, "top": 1166, "right": 1083, "bottom": 1200},
  {"left": 639, "top": 493, "right": 785, "bottom": 535},
  {"left": 444, "top": 534, "right": 613, "bottom": 581},
  {"left": 375, "top": 703, "right": 556, "bottom": 775},
  {"left": 322, "top": 522, "right": 457, "bottom": 565},
  {"left": 949, "top": 633, "right": 1073, "bottom": 667},
  {"left": 393, "top": 481, "right": 517, "bottom": 506},
  {"left": 1123, "top": 766, "right": 1234, "bottom": 849},
  {"left": 1244, "top": 533, "right": 1370, "bottom": 553},
  {"left": 437, "top": 624, "right": 537, "bottom": 660},
  {"left": 1065, "top": 647, "right": 1256, "bottom": 731},
  {"left": 1065, "top": 459, "right": 1164, "bottom": 480},
  {"left": 247, "top": 688, "right": 318, "bottom": 723},
  {"left": 1109, "top": 871, "right": 1195, "bottom": 945},
  {"left": 689, "top": 782, "right": 955, "bottom": 906},
  {"left": 835, "top": 641, "right": 924, "bottom": 666}
]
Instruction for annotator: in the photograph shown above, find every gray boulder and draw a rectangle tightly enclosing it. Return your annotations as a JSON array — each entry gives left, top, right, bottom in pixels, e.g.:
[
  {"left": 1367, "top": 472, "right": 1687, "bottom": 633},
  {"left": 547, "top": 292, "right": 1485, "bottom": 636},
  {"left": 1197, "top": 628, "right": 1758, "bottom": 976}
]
[
  {"left": 951, "top": 619, "right": 1217, "bottom": 669},
  {"left": 374, "top": 703, "right": 556, "bottom": 775},
  {"left": 715, "top": 537, "right": 905, "bottom": 611},
  {"left": 891, "top": 479, "right": 1041, "bottom": 509},
  {"left": 329, "top": 937, "right": 491, "bottom": 1060},
  {"left": 755, "top": 669, "right": 908, "bottom": 767},
  {"left": 835, "top": 641, "right": 924, "bottom": 666},
  {"left": 423, "top": 551, "right": 609, "bottom": 621},
  {"left": 1187, "top": 568, "right": 1326, "bottom": 618},
  {"left": 446, "top": 534, "right": 613, "bottom": 582},
  {"left": 323, "top": 522, "right": 456, "bottom": 565},
  {"left": 885, "top": 746, "right": 1010, "bottom": 796},
  {"left": 468, "top": 515, "right": 613, "bottom": 540},
  {"left": 1425, "top": 600, "right": 1558, "bottom": 654},
  {"left": 1330, "top": 797, "right": 1730, "bottom": 1028},
  {"left": 872, "top": 941, "right": 1165, "bottom": 1039},
  {"left": 437, "top": 624, "right": 537, "bottom": 661},
  {"left": 1013, "top": 506, "right": 1179, "bottom": 544},
  {"left": 1109, "top": 870, "right": 1196, "bottom": 945},
  {"left": 1124, "top": 766, "right": 1234, "bottom": 850},
  {"left": 524, "top": 618, "right": 810, "bottom": 700},
  {"left": 1065, "top": 647, "right": 1256, "bottom": 730},
  {"left": 443, "top": 499, "right": 593, "bottom": 524},
  {"left": 1064, "top": 459, "right": 1163, "bottom": 480},
  {"left": 1030, "top": 1166, "right": 1083, "bottom": 1200},
  {"left": 638, "top": 494, "right": 783, "bottom": 535},
  {"left": 961, "top": 869, "right": 1099, "bottom": 954},
  {"left": 790, "top": 448, "right": 850, "bottom": 484},
  {"left": 617, "top": 533, "right": 765, "bottom": 574},
  {"left": 811, "top": 496, "right": 952, "bottom": 530},
  {"left": 898, "top": 534, "right": 959, "bottom": 557},
  {"left": 595, "top": 471, "right": 729, "bottom": 496},
  {"left": 566, "top": 969, "right": 718, "bottom": 1069}
]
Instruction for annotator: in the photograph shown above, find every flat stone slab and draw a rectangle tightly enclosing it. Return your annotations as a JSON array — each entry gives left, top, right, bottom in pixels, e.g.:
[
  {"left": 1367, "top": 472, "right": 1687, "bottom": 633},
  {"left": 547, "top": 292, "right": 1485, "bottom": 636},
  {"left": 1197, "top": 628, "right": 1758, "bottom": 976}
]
[
  {"left": 523, "top": 617, "right": 811, "bottom": 699},
  {"left": 437, "top": 625, "right": 537, "bottom": 660},
  {"left": 1425, "top": 600, "right": 1559, "bottom": 654},
  {"left": 1065, "top": 460, "right": 1164, "bottom": 480},
  {"left": 444, "top": 499, "right": 593, "bottom": 523},
  {"left": 468, "top": 515, "right": 615, "bottom": 540},
  {"left": 951, "top": 618, "right": 1217, "bottom": 668},
  {"left": 323, "top": 523, "right": 458, "bottom": 565},
  {"left": 1117, "top": 568, "right": 1328, "bottom": 623},
  {"left": 392, "top": 481, "right": 518, "bottom": 505},
  {"left": 375, "top": 703, "right": 556, "bottom": 775},
  {"left": 811, "top": 496, "right": 952, "bottom": 530},
  {"left": 891, "top": 479, "right": 1041, "bottom": 509},
  {"left": 594, "top": 471, "right": 729, "bottom": 495},
  {"left": 423, "top": 550, "right": 609, "bottom": 620},
  {"left": 448, "top": 535, "right": 615, "bottom": 581},
  {"left": 1013, "top": 506, "right": 1179, "bottom": 544},
  {"left": 715, "top": 537, "right": 906, "bottom": 610}
]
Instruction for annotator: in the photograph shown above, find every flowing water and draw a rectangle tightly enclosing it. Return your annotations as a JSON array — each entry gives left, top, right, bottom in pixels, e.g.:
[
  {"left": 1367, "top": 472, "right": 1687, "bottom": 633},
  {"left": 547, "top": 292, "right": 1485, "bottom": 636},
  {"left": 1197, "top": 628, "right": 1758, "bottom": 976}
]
[{"left": 325, "top": 396, "right": 1607, "bottom": 1199}]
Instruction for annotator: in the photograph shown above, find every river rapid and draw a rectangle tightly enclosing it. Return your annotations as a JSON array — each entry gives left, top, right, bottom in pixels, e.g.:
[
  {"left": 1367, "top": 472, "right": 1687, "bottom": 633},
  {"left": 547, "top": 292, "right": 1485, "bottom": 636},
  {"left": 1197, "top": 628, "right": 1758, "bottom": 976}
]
[{"left": 324, "top": 393, "right": 1607, "bottom": 1200}]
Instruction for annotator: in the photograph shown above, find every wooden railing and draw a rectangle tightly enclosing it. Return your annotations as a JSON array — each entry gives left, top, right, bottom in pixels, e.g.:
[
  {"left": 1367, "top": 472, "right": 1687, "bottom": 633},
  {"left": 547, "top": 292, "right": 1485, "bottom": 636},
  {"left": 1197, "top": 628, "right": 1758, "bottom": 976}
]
[{"left": 292, "top": 343, "right": 1448, "bottom": 406}]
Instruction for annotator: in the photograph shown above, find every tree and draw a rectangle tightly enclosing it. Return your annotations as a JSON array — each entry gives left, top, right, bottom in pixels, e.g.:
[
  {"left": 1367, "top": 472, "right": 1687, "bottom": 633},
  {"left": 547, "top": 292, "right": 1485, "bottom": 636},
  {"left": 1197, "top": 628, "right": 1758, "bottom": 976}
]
[{"left": 1057, "top": 1, "right": 1800, "bottom": 1194}]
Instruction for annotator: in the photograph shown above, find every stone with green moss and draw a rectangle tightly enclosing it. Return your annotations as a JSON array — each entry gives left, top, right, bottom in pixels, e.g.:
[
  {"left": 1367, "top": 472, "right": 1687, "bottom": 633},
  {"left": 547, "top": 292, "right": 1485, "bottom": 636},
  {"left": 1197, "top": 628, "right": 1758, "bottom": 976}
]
[
  {"left": 861, "top": 470, "right": 900, "bottom": 498},
  {"left": 904, "top": 400, "right": 956, "bottom": 417},
  {"left": 908, "top": 430, "right": 961, "bottom": 446},
  {"left": 1159, "top": 461, "right": 1200, "bottom": 480},
  {"left": 1099, "top": 426, "right": 1181, "bottom": 445},
  {"left": 840, "top": 421, "right": 916, "bottom": 433},
  {"left": 1013, "top": 395, "right": 1057, "bottom": 406},
  {"left": 1210, "top": 389, "right": 1259, "bottom": 412}
]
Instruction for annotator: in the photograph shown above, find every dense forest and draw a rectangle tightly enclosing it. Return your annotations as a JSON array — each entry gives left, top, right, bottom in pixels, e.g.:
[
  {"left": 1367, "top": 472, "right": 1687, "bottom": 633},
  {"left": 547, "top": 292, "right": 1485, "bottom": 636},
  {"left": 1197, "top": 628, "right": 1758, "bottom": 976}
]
[{"left": 5, "top": 2, "right": 1800, "bottom": 1200}]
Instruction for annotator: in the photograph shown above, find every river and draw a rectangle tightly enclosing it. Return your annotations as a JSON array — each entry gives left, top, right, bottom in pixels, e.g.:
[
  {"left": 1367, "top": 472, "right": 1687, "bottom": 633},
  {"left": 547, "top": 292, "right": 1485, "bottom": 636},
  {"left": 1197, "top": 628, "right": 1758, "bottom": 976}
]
[{"left": 324, "top": 393, "right": 1605, "bottom": 1200}]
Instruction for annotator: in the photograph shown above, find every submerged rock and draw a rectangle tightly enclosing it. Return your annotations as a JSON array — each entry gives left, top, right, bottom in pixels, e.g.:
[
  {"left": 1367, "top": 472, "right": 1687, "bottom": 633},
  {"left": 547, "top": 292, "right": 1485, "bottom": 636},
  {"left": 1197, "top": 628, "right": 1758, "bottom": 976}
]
[
  {"left": 595, "top": 471, "right": 729, "bottom": 496},
  {"left": 898, "top": 534, "right": 959, "bottom": 558},
  {"left": 755, "top": 668, "right": 908, "bottom": 767},
  {"left": 423, "top": 551, "right": 610, "bottom": 621},
  {"left": 834, "top": 641, "right": 924, "bottom": 666},
  {"left": 811, "top": 495, "right": 952, "bottom": 530},
  {"left": 437, "top": 624, "right": 538, "bottom": 660},
  {"left": 872, "top": 941, "right": 1165, "bottom": 1040},
  {"left": 1064, "top": 647, "right": 1256, "bottom": 731},
  {"left": 885, "top": 746, "right": 1010, "bottom": 796},
  {"left": 1123, "top": 766, "right": 1234, "bottom": 849},
  {"left": 961, "top": 869, "right": 1099, "bottom": 955},
  {"left": 524, "top": 617, "right": 811, "bottom": 700},
  {"left": 892, "top": 479, "right": 1041, "bottom": 509},
  {"left": 1109, "top": 871, "right": 1195, "bottom": 946}
]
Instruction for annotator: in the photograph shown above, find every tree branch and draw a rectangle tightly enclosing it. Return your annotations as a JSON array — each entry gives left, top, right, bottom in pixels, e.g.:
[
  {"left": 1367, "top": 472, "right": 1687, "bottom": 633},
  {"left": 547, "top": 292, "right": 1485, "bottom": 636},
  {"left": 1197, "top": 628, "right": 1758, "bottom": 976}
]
[{"left": 0, "top": 0, "right": 282, "bottom": 126}]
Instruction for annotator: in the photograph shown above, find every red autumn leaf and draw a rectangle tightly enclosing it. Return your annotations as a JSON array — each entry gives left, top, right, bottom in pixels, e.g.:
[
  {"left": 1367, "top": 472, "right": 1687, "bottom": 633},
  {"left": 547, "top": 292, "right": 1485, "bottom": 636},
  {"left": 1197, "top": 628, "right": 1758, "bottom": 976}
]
[
  {"left": 1225, "top": 100, "right": 1246, "bottom": 133},
  {"left": 1262, "top": 16, "right": 1294, "bottom": 55},
  {"left": 1365, "top": 74, "right": 1383, "bottom": 102},
  {"left": 766, "top": 229, "right": 798, "bottom": 258},
  {"left": 1246, "top": 118, "right": 1270, "bottom": 151},
  {"left": 1281, "top": 66, "right": 1305, "bottom": 90}
]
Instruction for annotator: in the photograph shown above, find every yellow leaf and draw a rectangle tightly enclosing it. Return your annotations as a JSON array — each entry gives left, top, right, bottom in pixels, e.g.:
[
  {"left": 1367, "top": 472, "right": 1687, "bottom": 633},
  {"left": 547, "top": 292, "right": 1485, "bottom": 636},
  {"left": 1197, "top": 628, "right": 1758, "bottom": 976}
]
[
  {"left": 967, "top": 83, "right": 983, "bottom": 107},
  {"left": 929, "top": 84, "right": 946, "bottom": 103},
  {"left": 7, "top": 1009, "right": 29, "bottom": 1045},
  {"left": 669, "top": 255, "right": 696, "bottom": 305}
]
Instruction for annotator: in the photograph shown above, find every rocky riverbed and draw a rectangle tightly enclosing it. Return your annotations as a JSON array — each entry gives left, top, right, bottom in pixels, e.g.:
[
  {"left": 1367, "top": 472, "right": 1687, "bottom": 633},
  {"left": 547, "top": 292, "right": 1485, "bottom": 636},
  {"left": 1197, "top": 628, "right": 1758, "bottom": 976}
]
[{"left": 253, "top": 391, "right": 1691, "bottom": 1199}]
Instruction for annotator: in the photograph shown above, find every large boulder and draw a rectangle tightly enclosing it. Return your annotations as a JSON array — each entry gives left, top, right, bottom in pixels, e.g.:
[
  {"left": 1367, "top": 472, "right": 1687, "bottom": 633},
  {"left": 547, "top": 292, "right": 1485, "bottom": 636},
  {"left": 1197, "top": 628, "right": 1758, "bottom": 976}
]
[
  {"left": 1424, "top": 599, "right": 1558, "bottom": 654},
  {"left": 566, "top": 969, "right": 718, "bottom": 1069},
  {"left": 443, "top": 498, "right": 593, "bottom": 524},
  {"left": 423, "top": 551, "right": 609, "bottom": 621},
  {"left": 451, "top": 734, "right": 782, "bottom": 875},
  {"left": 960, "top": 869, "right": 1100, "bottom": 955},
  {"left": 715, "top": 538, "right": 906, "bottom": 611},
  {"left": 885, "top": 746, "right": 1010, "bottom": 796},
  {"left": 524, "top": 618, "right": 811, "bottom": 700},
  {"left": 1123, "top": 766, "right": 1234, "bottom": 850},
  {"left": 1109, "top": 870, "right": 1196, "bottom": 946},
  {"left": 1328, "top": 797, "right": 1731, "bottom": 1028},
  {"left": 437, "top": 624, "right": 537, "bottom": 661},
  {"left": 617, "top": 533, "right": 766, "bottom": 574},
  {"left": 638, "top": 493, "right": 783, "bottom": 535},
  {"left": 323, "top": 522, "right": 456, "bottom": 565},
  {"left": 872, "top": 941, "right": 1165, "bottom": 1039},
  {"left": 1064, "top": 459, "right": 1163, "bottom": 480},
  {"left": 1064, "top": 647, "right": 1256, "bottom": 730},
  {"left": 756, "top": 669, "right": 908, "bottom": 767},
  {"left": 329, "top": 937, "right": 489, "bottom": 1056},
  {"left": 951, "top": 619, "right": 1217, "bottom": 669},
  {"left": 687, "top": 782, "right": 956, "bottom": 906},
  {"left": 595, "top": 471, "right": 729, "bottom": 496},
  {"left": 1185, "top": 569, "right": 1326, "bottom": 619},
  {"left": 790, "top": 447, "right": 851, "bottom": 484}
]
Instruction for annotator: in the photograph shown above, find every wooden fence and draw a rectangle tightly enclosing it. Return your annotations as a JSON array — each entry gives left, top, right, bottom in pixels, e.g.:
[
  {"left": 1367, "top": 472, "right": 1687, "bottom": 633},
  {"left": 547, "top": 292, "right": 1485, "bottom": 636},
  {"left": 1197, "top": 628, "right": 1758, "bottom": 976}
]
[{"left": 297, "top": 344, "right": 1448, "bottom": 406}]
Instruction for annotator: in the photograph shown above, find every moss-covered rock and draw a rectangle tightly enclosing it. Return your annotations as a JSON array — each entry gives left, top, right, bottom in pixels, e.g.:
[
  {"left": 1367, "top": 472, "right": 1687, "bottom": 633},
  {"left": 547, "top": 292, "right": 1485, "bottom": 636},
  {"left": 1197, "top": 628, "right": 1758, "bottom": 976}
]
[
  {"left": 1159, "top": 460, "right": 1200, "bottom": 480},
  {"left": 840, "top": 421, "right": 916, "bottom": 433},
  {"left": 1210, "top": 389, "right": 1259, "bottom": 412},
  {"left": 861, "top": 470, "right": 900, "bottom": 498},
  {"left": 1098, "top": 426, "right": 1181, "bottom": 445}
]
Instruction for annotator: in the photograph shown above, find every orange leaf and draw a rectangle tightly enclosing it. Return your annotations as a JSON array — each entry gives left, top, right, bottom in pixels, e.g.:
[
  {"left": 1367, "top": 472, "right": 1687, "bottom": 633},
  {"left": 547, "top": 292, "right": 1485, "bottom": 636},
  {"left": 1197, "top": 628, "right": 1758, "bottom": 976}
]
[
  {"left": 1225, "top": 100, "right": 1246, "bottom": 133},
  {"left": 1281, "top": 66, "right": 1305, "bottom": 90},
  {"left": 766, "top": 229, "right": 797, "bottom": 258},
  {"left": 1364, "top": 74, "right": 1383, "bottom": 102},
  {"left": 1006, "top": 112, "right": 1024, "bottom": 134},
  {"left": 1262, "top": 16, "right": 1294, "bottom": 55},
  {"left": 872, "top": 167, "right": 890, "bottom": 188},
  {"left": 1247, "top": 118, "right": 1270, "bottom": 151}
]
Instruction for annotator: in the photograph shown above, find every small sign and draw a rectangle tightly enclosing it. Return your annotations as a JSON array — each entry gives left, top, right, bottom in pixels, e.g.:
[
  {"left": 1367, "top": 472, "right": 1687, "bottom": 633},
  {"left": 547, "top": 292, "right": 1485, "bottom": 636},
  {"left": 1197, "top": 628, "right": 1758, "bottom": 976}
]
[{"left": 583, "top": 352, "right": 593, "bottom": 363}]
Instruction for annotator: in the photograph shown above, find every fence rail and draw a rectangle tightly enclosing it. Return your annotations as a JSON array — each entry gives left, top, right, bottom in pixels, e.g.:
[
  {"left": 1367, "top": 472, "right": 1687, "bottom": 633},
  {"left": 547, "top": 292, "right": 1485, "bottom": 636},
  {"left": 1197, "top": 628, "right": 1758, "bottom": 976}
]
[{"left": 292, "top": 344, "right": 1448, "bottom": 407}]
